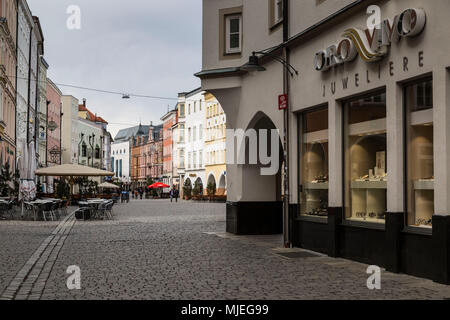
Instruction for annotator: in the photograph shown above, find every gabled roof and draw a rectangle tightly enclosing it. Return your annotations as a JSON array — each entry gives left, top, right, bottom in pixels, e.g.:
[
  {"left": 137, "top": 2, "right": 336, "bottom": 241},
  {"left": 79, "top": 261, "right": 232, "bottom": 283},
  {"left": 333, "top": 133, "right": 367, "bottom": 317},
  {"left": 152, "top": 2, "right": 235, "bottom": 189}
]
[
  {"left": 114, "top": 125, "right": 150, "bottom": 142},
  {"left": 78, "top": 105, "right": 108, "bottom": 124}
]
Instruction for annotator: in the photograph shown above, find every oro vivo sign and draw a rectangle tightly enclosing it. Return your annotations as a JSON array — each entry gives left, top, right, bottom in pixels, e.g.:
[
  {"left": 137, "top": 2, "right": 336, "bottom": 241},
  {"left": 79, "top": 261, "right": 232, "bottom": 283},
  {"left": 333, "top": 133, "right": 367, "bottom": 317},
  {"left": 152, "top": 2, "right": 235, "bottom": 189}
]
[{"left": 314, "top": 8, "right": 426, "bottom": 71}]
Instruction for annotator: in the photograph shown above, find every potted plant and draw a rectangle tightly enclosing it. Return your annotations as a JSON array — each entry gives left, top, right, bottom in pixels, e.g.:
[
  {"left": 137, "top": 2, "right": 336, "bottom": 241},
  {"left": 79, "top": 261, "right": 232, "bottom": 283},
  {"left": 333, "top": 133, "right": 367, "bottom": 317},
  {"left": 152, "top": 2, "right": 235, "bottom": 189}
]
[
  {"left": 183, "top": 180, "right": 192, "bottom": 200},
  {"left": 192, "top": 180, "right": 203, "bottom": 200},
  {"left": 206, "top": 182, "right": 216, "bottom": 201}
]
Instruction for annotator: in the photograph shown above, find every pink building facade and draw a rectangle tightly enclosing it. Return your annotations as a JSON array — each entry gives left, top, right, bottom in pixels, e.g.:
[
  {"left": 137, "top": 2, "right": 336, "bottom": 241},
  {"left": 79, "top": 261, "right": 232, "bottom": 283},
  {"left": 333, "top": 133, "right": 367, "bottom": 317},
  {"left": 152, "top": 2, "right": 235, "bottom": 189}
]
[{"left": 46, "top": 78, "right": 62, "bottom": 167}]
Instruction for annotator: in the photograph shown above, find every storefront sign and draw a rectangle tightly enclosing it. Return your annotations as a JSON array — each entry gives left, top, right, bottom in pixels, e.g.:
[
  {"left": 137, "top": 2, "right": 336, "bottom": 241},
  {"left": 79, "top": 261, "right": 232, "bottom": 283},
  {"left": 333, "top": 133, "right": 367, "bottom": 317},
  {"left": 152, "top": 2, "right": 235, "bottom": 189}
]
[
  {"left": 314, "top": 8, "right": 426, "bottom": 71},
  {"left": 278, "top": 94, "right": 288, "bottom": 110}
]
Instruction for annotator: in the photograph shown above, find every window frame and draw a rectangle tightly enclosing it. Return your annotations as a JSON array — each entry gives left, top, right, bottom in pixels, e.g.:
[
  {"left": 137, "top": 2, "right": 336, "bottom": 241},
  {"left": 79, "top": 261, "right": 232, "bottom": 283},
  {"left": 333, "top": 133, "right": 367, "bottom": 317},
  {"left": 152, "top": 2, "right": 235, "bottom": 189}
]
[{"left": 225, "top": 14, "right": 242, "bottom": 54}]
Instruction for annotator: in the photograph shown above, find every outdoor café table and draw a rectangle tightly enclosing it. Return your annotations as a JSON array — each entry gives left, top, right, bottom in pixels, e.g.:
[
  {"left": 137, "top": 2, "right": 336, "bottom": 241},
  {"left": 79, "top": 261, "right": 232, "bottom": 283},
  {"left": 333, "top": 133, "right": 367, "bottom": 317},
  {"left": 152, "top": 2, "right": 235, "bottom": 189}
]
[{"left": 24, "top": 200, "right": 51, "bottom": 221}]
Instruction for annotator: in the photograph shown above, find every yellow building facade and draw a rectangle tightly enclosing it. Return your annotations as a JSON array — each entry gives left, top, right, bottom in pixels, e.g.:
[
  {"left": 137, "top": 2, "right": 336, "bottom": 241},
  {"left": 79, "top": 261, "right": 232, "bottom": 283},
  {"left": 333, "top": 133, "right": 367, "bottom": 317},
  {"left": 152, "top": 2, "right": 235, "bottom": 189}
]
[{"left": 204, "top": 93, "right": 226, "bottom": 196}]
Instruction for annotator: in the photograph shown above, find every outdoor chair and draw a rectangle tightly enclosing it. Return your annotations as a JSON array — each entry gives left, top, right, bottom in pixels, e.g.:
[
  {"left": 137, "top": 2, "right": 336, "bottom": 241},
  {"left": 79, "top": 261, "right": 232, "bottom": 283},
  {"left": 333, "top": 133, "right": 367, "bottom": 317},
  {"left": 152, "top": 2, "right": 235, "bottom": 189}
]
[
  {"left": 0, "top": 202, "right": 11, "bottom": 220},
  {"left": 42, "top": 202, "right": 56, "bottom": 221},
  {"left": 51, "top": 201, "right": 60, "bottom": 220}
]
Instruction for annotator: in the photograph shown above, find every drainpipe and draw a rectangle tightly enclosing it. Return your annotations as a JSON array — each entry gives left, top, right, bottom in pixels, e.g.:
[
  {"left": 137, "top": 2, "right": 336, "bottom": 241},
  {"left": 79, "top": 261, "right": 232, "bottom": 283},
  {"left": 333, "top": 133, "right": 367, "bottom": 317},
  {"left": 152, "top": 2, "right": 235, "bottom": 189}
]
[{"left": 282, "top": 0, "right": 291, "bottom": 248}]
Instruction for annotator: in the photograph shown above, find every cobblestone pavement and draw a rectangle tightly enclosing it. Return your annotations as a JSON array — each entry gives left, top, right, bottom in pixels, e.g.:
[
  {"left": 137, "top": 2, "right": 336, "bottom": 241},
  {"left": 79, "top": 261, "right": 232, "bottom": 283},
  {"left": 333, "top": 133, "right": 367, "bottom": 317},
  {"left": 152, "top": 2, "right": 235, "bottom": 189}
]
[{"left": 2, "top": 199, "right": 450, "bottom": 300}]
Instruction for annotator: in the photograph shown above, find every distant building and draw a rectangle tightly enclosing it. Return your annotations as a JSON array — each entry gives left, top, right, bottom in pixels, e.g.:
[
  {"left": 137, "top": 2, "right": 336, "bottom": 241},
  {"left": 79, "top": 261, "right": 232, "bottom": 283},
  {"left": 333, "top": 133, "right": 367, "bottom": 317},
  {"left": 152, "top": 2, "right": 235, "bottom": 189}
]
[
  {"left": 37, "top": 56, "right": 49, "bottom": 169},
  {"left": 183, "top": 88, "right": 206, "bottom": 193},
  {"left": 112, "top": 124, "right": 150, "bottom": 187},
  {"left": 45, "top": 78, "right": 62, "bottom": 193},
  {"left": 130, "top": 124, "right": 163, "bottom": 189},
  {"left": 77, "top": 99, "right": 108, "bottom": 170},
  {"left": 161, "top": 109, "right": 177, "bottom": 188},
  {"left": 173, "top": 94, "right": 186, "bottom": 194},
  {"left": 204, "top": 92, "right": 226, "bottom": 196},
  {"left": 61, "top": 95, "right": 79, "bottom": 164}
]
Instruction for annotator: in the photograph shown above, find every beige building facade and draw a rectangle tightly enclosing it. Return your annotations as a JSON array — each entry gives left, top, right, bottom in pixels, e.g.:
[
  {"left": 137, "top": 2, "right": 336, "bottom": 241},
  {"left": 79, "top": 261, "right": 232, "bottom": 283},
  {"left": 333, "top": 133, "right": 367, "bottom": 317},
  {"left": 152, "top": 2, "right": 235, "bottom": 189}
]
[{"left": 198, "top": 0, "right": 450, "bottom": 283}]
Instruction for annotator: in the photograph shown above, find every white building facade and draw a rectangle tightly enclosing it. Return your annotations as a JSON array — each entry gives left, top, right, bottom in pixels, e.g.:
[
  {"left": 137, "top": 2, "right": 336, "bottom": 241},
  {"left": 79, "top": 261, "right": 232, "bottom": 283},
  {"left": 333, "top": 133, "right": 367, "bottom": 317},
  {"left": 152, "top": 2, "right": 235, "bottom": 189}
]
[
  {"left": 183, "top": 88, "right": 206, "bottom": 191},
  {"left": 111, "top": 140, "right": 131, "bottom": 185}
]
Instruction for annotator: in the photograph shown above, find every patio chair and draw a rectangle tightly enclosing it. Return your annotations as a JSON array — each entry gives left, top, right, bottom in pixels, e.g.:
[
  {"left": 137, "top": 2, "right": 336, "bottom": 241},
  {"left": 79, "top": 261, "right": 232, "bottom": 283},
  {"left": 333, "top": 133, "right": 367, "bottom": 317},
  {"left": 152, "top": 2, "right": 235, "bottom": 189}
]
[
  {"left": 51, "top": 201, "right": 60, "bottom": 220},
  {"left": 42, "top": 202, "right": 56, "bottom": 221},
  {"left": 0, "top": 202, "right": 9, "bottom": 220},
  {"left": 6, "top": 200, "right": 15, "bottom": 220}
]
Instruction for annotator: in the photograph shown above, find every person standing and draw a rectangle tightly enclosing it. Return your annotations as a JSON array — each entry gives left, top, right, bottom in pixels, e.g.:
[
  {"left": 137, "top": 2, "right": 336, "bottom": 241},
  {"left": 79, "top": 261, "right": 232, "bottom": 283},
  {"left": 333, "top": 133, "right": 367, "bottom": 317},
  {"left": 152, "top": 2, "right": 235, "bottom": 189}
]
[
  {"left": 170, "top": 188, "right": 174, "bottom": 203},
  {"left": 174, "top": 188, "right": 179, "bottom": 203}
]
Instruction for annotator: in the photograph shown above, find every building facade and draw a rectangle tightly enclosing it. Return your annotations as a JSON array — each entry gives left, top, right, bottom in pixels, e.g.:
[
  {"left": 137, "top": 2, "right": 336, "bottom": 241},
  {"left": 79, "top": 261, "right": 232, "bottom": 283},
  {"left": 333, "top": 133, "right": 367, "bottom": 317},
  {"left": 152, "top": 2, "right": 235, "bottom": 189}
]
[
  {"left": 204, "top": 92, "right": 227, "bottom": 196},
  {"left": 113, "top": 124, "right": 149, "bottom": 187},
  {"left": 16, "top": 0, "right": 33, "bottom": 179},
  {"left": 198, "top": 0, "right": 450, "bottom": 284},
  {"left": 130, "top": 124, "right": 163, "bottom": 188},
  {"left": 0, "top": 0, "right": 17, "bottom": 172},
  {"left": 111, "top": 140, "right": 130, "bottom": 185},
  {"left": 61, "top": 95, "right": 79, "bottom": 164},
  {"left": 161, "top": 109, "right": 177, "bottom": 188},
  {"left": 183, "top": 88, "right": 206, "bottom": 192},
  {"left": 173, "top": 95, "right": 186, "bottom": 195},
  {"left": 37, "top": 56, "right": 48, "bottom": 169},
  {"left": 45, "top": 78, "right": 62, "bottom": 194}
]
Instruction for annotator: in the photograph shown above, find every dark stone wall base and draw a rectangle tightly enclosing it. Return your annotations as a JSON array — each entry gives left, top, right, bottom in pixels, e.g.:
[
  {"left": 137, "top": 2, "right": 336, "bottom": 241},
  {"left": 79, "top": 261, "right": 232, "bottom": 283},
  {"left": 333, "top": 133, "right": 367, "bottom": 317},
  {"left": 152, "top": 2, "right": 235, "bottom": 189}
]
[
  {"left": 292, "top": 208, "right": 450, "bottom": 285},
  {"left": 226, "top": 201, "right": 283, "bottom": 235}
]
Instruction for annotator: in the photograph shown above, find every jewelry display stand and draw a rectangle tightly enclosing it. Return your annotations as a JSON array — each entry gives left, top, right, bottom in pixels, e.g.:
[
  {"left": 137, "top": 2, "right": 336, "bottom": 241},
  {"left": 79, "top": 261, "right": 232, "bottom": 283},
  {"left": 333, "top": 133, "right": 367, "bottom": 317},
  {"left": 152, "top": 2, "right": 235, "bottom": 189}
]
[
  {"left": 408, "top": 121, "right": 434, "bottom": 228},
  {"left": 347, "top": 130, "right": 387, "bottom": 223},
  {"left": 301, "top": 132, "right": 328, "bottom": 217}
]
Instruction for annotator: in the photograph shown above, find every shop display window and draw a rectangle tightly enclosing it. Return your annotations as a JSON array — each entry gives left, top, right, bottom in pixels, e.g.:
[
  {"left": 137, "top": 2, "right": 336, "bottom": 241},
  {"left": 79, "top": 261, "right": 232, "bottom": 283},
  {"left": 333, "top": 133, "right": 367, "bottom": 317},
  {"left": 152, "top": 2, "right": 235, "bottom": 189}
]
[
  {"left": 344, "top": 91, "right": 387, "bottom": 223},
  {"left": 299, "top": 108, "right": 329, "bottom": 217},
  {"left": 405, "top": 78, "right": 433, "bottom": 228}
]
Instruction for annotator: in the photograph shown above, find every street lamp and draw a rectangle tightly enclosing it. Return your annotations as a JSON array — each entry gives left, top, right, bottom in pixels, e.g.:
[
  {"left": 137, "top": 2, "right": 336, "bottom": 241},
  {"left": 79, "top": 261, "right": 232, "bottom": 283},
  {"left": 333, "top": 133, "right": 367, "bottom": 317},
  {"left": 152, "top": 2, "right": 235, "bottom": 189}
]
[
  {"left": 241, "top": 48, "right": 299, "bottom": 248},
  {"left": 241, "top": 51, "right": 299, "bottom": 77}
]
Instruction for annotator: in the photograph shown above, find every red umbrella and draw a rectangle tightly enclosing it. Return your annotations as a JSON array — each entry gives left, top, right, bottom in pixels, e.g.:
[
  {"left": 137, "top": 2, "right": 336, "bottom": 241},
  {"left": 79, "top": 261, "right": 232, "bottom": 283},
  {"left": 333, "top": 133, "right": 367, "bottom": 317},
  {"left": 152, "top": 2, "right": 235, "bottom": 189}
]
[{"left": 148, "top": 182, "right": 170, "bottom": 189}]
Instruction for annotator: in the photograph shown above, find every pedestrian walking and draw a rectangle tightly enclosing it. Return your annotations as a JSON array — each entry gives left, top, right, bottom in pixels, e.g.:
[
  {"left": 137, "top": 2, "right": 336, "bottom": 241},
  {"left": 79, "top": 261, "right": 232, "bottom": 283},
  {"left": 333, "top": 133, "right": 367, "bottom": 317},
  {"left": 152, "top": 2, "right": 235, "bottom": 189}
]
[
  {"left": 170, "top": 188, "right": 174, "bottom": 202},
  {"left": 174, "top": 188, "right": 179, "bottom": 203}
]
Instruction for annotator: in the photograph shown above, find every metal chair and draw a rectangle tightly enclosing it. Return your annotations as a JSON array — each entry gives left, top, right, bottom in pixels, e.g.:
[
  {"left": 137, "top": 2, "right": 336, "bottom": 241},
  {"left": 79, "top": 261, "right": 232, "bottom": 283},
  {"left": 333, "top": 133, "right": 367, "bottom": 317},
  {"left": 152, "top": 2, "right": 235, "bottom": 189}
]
[
  {"left": 51, "top": 201, "right": 60, "bottom": 220},
  {"left": 42, "top": 202, "right": 55, "bottom": 221}
]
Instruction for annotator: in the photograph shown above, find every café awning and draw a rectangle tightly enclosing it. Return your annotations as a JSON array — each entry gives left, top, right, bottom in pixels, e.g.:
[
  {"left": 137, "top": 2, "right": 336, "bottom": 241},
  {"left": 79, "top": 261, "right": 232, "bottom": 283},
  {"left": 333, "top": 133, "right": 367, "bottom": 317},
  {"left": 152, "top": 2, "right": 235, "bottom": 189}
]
[
  {"left": 98, "top": 182, "right": 120, "bottom": 189},
  {"left": 35, "top": 164, "right": 114, "bottom": 177}
]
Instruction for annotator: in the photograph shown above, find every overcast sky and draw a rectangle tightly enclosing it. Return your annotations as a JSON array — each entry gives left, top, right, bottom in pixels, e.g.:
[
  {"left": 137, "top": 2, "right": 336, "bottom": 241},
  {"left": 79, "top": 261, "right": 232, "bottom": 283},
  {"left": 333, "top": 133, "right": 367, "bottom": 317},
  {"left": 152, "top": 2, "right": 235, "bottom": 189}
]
[{"left": 29, "top": 0, "right": 202, "bottom": 138}]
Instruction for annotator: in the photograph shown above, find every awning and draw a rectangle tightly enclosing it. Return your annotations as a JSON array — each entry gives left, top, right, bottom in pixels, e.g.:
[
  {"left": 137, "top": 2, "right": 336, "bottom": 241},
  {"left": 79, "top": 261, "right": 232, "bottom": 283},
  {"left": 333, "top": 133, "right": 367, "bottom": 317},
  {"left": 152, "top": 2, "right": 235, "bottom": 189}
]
[{"left": 35, "top": 164, "right": 114, "bottom": 177}]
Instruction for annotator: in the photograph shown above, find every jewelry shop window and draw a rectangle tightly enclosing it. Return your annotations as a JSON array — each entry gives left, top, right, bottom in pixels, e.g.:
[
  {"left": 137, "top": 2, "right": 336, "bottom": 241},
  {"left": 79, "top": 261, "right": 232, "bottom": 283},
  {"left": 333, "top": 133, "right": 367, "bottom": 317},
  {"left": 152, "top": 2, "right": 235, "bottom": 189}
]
[
  {"left": 344, "top": 91, "right": 387, "bottom": 223},
  {"left": 299, "top": 107, "right": 329, "bottom": 217},
  {"left": 405, "top": 78, "right": 433, "bottom": 228}
]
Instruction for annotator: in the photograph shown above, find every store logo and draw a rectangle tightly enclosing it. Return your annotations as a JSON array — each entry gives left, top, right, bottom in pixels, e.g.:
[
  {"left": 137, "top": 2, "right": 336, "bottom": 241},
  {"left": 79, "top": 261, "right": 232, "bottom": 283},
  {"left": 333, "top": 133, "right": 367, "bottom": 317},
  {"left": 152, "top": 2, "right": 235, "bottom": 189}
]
[
  {"left": 226, "top": 129, "right": 280, "bottom": 176},
  {"left": 314, "top": 8, "right": 426, "bottom": 71}
]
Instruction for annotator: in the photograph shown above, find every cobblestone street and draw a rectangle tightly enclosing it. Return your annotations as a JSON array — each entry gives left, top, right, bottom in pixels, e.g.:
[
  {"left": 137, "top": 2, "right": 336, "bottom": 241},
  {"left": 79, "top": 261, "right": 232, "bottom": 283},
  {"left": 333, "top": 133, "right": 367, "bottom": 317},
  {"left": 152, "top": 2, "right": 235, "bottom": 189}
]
[{"left": 1, "top": 199, "right": 450, "bottom": 300}]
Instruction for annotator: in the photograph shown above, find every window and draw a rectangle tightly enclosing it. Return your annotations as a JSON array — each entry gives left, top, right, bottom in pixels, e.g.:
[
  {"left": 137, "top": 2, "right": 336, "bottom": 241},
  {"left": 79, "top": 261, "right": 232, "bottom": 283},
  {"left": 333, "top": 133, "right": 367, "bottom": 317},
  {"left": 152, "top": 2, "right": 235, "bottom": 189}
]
[
  {"left": 274, "top": 0, "right": 283, "bottom": 24},
  {"left": 344, "top": 91, "right": 387, "bottom": 224},
  {"left": 193, "top": 126, "right": 197, "bottom": 141},
  {"left": 225, "top": 14, "right": 242, "bottom": 54},
  {"left": 82, "top": 144, "right": 87, "bottom": 157},
  {"left": 180, "top": 103, "right": 185, "bottom": 117},
  {"left": 405, "top": 78, "right": 434, "bottom": 228},
  {"left": 299, "top": 108, "right": 329, "bottom": 217},
  {"left": 188, "top": 127, "right": 191, "bottom": 142},
  {"left": 180, "top": 124, "right": 185, "bottom": 142},
  {"left": 199, "top": 151, "right": 203, "bottom": 167},
  {"left": 199, "top": 124, "right": 203, "bottom": 140},
  {"left": 193, "top": 152, "right": 197, "bottom": 168}
]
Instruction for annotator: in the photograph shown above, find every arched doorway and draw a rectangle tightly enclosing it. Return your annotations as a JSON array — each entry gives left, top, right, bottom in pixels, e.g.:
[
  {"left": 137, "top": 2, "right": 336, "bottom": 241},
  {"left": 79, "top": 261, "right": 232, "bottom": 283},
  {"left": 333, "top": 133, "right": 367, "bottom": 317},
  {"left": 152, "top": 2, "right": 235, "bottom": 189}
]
[
  {"left": 218, "top": 173, "right": 226, "bottom": 195},
  {"left": 226, "top": 111, "right": 284, "bottom": 235},
  {"left": 207, "top": 173, "right": 217, "bottom": 194}
]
